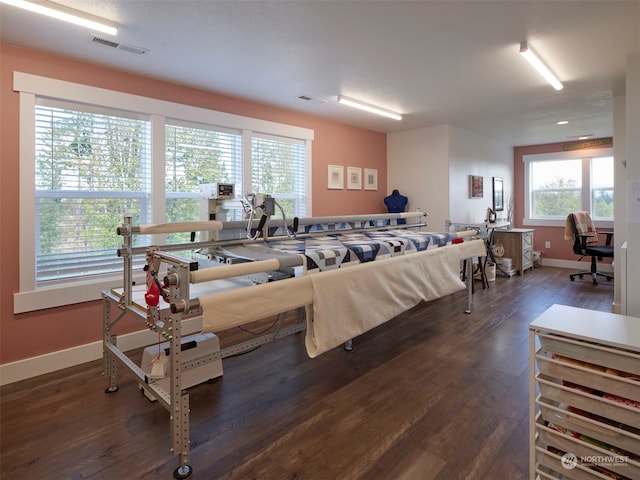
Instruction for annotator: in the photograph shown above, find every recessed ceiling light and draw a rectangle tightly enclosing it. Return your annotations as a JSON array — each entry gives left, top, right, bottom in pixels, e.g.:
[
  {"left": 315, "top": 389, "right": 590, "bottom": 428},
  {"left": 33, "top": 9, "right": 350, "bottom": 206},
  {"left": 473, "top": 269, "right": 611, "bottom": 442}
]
[
  {"left": 567, "top": 134, "right": 594, "bottom": 140},
  {"left": 557, "top": 120, "right": 569, "bottom": 125}
]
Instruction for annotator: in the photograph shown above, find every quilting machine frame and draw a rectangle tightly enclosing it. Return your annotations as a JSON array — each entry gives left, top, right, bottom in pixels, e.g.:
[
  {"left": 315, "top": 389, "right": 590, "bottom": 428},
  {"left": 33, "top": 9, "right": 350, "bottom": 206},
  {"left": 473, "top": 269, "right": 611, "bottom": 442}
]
[{"left": 102, "top": 211, "right": 479, "bottom": 479}]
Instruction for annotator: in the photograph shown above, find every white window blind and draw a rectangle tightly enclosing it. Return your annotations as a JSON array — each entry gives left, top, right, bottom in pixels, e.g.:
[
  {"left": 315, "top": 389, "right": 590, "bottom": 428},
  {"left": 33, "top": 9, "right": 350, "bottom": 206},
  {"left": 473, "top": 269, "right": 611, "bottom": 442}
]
[
  {"left": 165, "top": 123, "right": 243, "bottom": 243},
  {"left": 34, "top": 103, "right": 151, "bottom": 283},
  {"left": 251, "top": 134, "right": 307, "bottom": 219}
]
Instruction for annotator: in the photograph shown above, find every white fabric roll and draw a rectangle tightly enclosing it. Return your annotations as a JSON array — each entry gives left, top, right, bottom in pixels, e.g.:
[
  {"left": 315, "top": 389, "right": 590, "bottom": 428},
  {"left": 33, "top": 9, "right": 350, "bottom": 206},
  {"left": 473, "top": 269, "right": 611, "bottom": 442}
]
[
  {"left": 200, "top": 276, "right": 313, "bottom": 332},
  {"left": 137, "top": 221, "right": 223, "bottom": 234},
  {"left": 190, "top": 259, "right": 281, "bottom": 283}
]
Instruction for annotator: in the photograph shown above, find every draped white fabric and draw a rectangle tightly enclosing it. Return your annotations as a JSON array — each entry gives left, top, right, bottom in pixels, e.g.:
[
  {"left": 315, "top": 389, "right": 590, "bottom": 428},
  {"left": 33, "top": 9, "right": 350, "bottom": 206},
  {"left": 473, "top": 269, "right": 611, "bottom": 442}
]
[{"left": 199, "top": 239, "right": 486, "bottom": 357}]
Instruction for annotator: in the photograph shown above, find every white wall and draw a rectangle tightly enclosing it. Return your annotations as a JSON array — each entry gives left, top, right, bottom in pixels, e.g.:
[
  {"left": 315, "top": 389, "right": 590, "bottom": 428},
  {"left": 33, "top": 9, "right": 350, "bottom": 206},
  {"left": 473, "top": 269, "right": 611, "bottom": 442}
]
[
  {"left": 448, "top": 126, "right": 513, "bottom": 224},
  {"left": 387, "top": 125, "right": 450, "bottom": 231},
  {"left": 613, "top": 95, "right": 626, "bottom": 313},
  {"left": 387, "top": 124, "right": 512, "bottom": 233},
  {"left": 624, "top": 52, "right": 640, "bottom": 317}
]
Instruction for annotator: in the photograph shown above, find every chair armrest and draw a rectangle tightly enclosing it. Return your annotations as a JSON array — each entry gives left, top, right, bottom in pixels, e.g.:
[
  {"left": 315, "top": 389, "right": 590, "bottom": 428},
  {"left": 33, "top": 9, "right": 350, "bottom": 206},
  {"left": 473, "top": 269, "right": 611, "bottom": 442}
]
[
  {"left": 577, "top": 233, "right": 595, "bottom": 248},
  {"left": 600, "top": 231, "right": 614, "bottom": 246}
]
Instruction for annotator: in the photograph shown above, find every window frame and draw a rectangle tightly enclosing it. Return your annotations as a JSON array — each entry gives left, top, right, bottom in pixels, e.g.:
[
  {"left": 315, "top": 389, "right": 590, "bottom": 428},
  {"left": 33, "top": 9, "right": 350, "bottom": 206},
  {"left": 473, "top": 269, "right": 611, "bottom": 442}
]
[
  {"left": 14, "top": 72, "right": 313, "bottom": 313},
  {"left": 522, "top": 148, "right": 614, "bottom": 229}
]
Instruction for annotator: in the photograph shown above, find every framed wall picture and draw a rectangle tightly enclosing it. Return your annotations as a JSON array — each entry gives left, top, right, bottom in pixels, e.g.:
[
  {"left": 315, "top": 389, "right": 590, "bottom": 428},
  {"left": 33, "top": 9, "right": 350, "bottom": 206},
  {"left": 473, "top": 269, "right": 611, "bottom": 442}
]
[
  {"left": 347, "top": 167, "right": 362, "bottom": 190},
  {"left": 327, "top": 165, "right": 344, "bottom": 189},
  {"left": 469, "top": 175, "right": 483, "bottom": 198},
  {"left": 493, "top": 176, "right": 504, "bottom": 211},
  {"left": 364, "top": 168, "right": 378, "bottom": 191}
]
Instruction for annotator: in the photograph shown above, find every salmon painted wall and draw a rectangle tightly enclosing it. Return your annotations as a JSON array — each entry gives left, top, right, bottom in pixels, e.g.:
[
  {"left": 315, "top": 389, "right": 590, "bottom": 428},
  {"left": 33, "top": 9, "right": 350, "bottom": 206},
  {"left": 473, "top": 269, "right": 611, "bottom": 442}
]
[
  {"left": 513, "top": 140, "right": 614, "bottom": 261},
  {"left": 0, "top": 43, "right": 387, "bottom": 365}
]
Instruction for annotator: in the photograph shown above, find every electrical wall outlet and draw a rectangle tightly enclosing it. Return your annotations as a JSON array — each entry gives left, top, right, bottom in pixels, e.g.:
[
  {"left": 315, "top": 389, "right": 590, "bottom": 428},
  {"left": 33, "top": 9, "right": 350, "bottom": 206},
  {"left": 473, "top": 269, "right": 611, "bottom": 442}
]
[{"left": 545, "top": 241, "right": 551, "bottom": 248}]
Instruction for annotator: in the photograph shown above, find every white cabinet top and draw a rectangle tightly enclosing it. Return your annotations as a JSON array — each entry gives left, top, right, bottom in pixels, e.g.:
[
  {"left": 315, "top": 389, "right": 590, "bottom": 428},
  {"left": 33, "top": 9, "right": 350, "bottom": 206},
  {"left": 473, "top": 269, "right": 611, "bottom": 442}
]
[{"left": 529, "top": 304, "right": 640, "bottom": 352}]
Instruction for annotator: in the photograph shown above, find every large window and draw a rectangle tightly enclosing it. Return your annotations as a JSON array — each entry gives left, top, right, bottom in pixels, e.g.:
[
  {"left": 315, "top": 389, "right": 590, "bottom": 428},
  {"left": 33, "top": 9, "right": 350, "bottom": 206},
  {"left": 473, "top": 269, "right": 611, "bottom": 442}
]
[
  {"left": 35, "top": 102, "right": 151, "bottom": 283},
  {"left": 15, "top": 72, "right": 313, "bottom": 312},
  {"left": 524, "top": 148, "right": 613, "bottom": 226}
]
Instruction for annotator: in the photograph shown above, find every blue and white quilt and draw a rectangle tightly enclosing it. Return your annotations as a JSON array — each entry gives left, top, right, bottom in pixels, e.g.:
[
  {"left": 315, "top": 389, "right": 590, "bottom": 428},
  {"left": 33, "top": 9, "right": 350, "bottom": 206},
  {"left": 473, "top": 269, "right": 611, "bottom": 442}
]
[{"left": 267, "top": 229, "right": 455, "bottom": 272}]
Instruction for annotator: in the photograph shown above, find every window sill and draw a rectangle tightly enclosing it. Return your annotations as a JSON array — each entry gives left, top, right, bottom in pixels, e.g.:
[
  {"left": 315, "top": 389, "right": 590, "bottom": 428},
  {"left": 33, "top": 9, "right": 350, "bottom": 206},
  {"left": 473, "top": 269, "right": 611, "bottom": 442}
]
[
  {"left": 523, "top": 218, "right": 614, "bottom": 229},
  {"left": 14, "top": 272, "right": 145, "bottom": 314}
]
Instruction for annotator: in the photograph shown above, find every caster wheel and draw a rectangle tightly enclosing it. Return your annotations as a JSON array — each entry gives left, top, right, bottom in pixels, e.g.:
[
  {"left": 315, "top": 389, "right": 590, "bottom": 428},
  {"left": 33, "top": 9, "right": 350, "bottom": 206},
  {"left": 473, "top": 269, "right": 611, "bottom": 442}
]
[
  {"left": 104, "top": 386, "right": 119, "bottom": 394},
  {"left": 173, "top": 465, "right": 193, "bottom": 479}
]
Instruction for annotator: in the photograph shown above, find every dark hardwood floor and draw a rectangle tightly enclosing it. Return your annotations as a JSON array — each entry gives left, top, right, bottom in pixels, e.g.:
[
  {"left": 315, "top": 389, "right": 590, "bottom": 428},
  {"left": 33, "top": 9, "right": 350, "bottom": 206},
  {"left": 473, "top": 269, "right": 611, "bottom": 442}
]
[{"left": 1, "top": 266, "right": 615, "bottom": 480}]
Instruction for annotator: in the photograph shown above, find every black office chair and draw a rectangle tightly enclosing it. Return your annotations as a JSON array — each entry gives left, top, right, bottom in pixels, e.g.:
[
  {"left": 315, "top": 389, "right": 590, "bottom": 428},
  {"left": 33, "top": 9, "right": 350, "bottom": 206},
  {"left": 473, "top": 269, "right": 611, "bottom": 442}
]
[{"left": 567, "top": 212, "right": 613, "bottom": 286}]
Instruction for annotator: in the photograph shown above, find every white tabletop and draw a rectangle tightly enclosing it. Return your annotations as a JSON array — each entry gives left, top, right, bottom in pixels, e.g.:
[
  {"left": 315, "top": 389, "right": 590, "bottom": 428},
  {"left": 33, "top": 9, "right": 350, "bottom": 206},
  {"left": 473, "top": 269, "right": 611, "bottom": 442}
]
[{"left": 529, "top": 304, "right": 640, "bottom": 352}]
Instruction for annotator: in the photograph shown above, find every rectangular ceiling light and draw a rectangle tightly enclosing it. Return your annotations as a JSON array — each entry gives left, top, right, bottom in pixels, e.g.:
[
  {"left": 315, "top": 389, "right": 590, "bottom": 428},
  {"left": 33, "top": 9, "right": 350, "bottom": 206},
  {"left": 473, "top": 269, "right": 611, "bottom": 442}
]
[
  {"left": 337, "top": 95, "right": 402, "bottom": 121},
  {"left": 519, "top": 42, "right": 563, "bottom": 91},
  {"left": 0, "top": 0, "right": 118, "bottom": 35}
]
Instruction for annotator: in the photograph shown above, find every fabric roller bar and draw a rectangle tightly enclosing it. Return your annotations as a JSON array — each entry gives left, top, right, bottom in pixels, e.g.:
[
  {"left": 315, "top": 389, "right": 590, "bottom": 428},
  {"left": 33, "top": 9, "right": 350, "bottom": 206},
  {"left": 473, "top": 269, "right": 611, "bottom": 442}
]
[
  {"left": 134, "top": 221, "right": 224, "bottom": 235},
  {"left": 294, "top": 211, "right": 424, "bottom": 225},
  {"left": 189, "top": 254, "right": 305, "bottom": 283},
  {"left": 452, "top": 229, "right": 478, "bottom": 238}
]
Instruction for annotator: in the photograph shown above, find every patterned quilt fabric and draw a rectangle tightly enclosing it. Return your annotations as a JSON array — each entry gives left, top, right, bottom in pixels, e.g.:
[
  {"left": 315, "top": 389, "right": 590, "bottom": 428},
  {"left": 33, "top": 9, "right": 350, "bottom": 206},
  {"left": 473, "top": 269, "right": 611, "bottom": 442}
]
[{"left": 268, "top": 230, "right": 454, "bottom": 272}]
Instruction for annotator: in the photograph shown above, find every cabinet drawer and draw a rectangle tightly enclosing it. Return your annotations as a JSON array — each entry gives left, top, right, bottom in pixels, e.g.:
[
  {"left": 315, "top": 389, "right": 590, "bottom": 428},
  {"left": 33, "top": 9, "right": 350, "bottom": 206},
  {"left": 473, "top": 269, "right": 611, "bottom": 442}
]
[
  {"left": 538, "top": 397, "right": 640, "bottom": 457},
  {"left": 537, "top": 421, "right": 640, "bottom": 479},
  {"left": 539, "top": 334, "right": 640, "bottom": 376},
  {"left": 538, "top": 375, "right": 640, "bottom": 427},
  {"left": 522, "top": 233, "right": 533, "bottom": 249},
  {"left": 536, "top": 446, "right": 617, "bottom": 479},
  {"left": 536, "top": 353, "right": 640, "bottom": 403}
]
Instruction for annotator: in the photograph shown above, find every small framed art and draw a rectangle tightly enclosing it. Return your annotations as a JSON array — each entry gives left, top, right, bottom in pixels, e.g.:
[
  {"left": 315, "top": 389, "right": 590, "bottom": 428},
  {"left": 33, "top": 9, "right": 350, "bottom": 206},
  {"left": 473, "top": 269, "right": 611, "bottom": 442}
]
[
  {"left": 364, "top": 168, "right": 378, "bottom": 191},
  {"left": 347, "top": 167, "right": 362, "bottom": 190},
  {"left": 493, "top": 176, "right": 504, "bottom": 211},
  {"left": 469, "top": 175, "right": 483, "bottom": 198},
  {"left": 328, "top": 165, "right": 344, "bottom": 189}
]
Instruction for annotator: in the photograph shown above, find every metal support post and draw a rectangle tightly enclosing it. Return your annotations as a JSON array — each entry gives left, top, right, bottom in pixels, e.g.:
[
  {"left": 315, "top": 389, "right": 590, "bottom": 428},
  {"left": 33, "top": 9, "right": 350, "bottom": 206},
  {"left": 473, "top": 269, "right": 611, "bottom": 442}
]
[
  {"left": 102, "top": 294, "right": 120, "bottom": 393},
  {"left": 465, "top": 257, "right": 473, "bottom": 314}
]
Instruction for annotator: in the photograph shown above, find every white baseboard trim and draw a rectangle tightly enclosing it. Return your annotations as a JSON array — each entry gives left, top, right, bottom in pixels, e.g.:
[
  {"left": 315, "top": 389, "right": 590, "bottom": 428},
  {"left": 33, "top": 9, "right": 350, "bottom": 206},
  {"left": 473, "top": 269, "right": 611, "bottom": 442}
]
[
  {"left": 542, "top": 258, "right": 614, "bottom": 273},
  {"left": 0, "top": 317, "right": 202, "bottom": 386}
]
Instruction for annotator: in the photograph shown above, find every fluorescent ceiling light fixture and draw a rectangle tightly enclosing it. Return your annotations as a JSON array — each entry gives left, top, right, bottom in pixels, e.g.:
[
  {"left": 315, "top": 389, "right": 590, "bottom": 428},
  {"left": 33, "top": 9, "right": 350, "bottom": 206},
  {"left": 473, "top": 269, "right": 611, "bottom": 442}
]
[
  {"left": 0, "top": 0, "right": 118, "bottom": 35},
  {"left": 519, "top": 42, "right": 563, "bottom": 91},
  {"left": 557, "top": 120, "right": 569, "bottom": 125},
  {"left": 337, "top": 95, "right": 402, "bottom": 121}
]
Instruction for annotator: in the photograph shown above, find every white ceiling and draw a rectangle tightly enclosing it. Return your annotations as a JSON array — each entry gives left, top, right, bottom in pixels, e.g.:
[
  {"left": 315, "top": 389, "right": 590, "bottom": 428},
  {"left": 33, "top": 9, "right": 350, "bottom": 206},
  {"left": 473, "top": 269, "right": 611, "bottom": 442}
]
[{"left": 1, "top": 0, "right": 639, "bottom": 146}]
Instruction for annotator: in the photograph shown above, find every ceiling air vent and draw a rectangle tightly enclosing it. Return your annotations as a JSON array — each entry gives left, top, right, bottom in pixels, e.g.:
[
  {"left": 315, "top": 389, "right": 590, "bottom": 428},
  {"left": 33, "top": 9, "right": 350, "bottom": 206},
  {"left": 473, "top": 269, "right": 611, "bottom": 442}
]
[
  {"left": 296, "top": 94, "right": 326, "bottom": 105},
  {"left": 90, "top": 35, "right": 149, "bottom": 55}
]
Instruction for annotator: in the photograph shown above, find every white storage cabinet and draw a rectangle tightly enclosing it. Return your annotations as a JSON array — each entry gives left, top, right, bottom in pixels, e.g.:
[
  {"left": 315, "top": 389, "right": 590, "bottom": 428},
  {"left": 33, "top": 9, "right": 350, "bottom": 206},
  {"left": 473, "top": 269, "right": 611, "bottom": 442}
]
[{"left": 529, "top": 305, "right": 640, "bottom": 479}]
